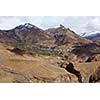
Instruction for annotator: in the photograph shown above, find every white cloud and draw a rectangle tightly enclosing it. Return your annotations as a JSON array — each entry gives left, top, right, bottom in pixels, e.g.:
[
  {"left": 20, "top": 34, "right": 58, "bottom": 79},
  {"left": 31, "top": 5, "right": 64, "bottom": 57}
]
[{"left": 0, "top": 16, "right": 100, "bottom": 34}]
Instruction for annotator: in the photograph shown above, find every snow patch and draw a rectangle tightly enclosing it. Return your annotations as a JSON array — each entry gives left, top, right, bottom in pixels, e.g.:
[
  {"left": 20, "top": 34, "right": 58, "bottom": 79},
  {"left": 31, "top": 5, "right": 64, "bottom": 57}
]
[
  {"left": 81, "top": 31, "right": 100, "bottom": 37},
  {"left": 24, "top": 23, "right": 34, "bottom": 28}
]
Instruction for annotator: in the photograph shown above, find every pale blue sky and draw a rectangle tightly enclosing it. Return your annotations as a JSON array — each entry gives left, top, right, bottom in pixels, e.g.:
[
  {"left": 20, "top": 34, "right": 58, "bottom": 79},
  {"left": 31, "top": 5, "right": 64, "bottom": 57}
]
[{"left": 0, "top": 16, "right": 100, "bottom": 34}]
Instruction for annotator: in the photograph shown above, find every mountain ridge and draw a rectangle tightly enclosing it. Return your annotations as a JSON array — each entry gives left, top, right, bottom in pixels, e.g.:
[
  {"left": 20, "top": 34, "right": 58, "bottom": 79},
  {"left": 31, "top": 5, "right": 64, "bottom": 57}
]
[
  {"left": 0, "top": 23, "right": 91, "bottom": 46},
  {"left": 81, "top": 31, "right": 100, "bottom": 42}
]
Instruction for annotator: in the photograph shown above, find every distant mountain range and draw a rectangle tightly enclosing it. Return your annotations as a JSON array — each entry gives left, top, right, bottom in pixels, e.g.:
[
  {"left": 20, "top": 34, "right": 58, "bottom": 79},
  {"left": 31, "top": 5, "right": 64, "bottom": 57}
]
[
  {"left": 0, "top": 23, "right": 91, "bottom": 46},
  {"left": 81, "top": 31, "right": 100, "bottom": 42}
]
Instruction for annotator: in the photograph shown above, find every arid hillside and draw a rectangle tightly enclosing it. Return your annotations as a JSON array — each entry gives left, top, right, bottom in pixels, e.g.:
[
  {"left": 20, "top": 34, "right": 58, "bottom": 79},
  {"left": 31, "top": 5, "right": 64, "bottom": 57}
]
[
  {"left": 0, "top": 45, "right": 100, "bottom": 83},
  {"left": 0, "top": 45, "right": 78, "bottom": 83}
]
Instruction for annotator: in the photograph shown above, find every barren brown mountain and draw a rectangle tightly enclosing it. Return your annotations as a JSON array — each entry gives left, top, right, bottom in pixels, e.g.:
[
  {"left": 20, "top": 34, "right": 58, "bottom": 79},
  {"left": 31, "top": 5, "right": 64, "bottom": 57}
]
[
  {"left": 0, "top": 23, "right": 55, "bottom": 46},
  {"left": 46, "top": 24, "right": 92, "bottom": 45}
]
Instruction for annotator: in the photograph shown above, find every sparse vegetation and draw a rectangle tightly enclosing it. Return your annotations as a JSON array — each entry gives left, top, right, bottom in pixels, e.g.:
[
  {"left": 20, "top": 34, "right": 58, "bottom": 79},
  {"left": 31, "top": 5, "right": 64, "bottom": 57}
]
[{"left": 15, "top": 43, "right": 59, "bottom": 56}]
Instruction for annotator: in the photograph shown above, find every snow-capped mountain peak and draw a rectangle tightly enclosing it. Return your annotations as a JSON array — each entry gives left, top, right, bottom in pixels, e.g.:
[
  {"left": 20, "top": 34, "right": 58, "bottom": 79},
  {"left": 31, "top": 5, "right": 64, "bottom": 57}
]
[
  {"left": 15, "top": 23, "right": 35, "bottom": 30},
  {"left": 81, "top": 31, "right": 100, "bottom": 37},
  {"left": 24, "top": 23, "right": 34, "bottom": 28}
]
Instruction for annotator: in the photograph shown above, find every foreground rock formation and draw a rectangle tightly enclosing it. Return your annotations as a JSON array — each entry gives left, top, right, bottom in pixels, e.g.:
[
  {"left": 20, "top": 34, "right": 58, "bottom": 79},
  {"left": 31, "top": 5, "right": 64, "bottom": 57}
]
[{"left": 89, "top": 66, "right": 100, "bottom": 83}]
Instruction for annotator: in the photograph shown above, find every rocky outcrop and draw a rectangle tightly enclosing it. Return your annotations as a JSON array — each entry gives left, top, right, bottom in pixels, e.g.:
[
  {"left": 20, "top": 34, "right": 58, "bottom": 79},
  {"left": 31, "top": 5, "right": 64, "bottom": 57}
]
[
  {"left": 85, "top": 56, "right": 97, "bottom": 62},
  {"left": 65, "top": 63, "right": 82, "bottom": 83},
  {"left": 89, "top": 66, "right": 100, "bottom": 83},
  {"left": 9, "top": 48, "right": 26, "bottom": 56},
  {"left": 58, "top": 61, "right": 82, "bottom": 83}
]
